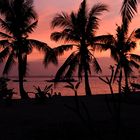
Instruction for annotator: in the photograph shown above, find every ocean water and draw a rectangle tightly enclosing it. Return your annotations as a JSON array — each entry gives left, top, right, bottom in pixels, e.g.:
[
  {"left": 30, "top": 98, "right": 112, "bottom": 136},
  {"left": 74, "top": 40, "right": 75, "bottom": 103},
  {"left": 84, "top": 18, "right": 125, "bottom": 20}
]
[{"left": 7, "top": 76, "right": 139, "bottom": 98}]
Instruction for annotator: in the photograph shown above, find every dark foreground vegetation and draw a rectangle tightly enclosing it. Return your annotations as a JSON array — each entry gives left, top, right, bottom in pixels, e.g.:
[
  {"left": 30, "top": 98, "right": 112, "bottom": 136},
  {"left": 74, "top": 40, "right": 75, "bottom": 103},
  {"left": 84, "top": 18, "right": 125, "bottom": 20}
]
[{"left": 0, "top": 94, "right": 140, "bottom": 140}]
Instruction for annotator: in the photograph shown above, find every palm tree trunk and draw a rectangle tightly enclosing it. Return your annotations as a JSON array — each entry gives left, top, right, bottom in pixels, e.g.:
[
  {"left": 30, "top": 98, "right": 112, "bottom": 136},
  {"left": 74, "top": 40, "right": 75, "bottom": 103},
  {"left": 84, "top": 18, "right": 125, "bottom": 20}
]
[
  {"left": 80, "top": 38, "right": 92, "bottom": 96},
  {"left": 84, "top": 68, "right": 92, "bottom": 96},
  {"left": 124, "top": 69, "right": 129, "bottom": 93},
  {"left": 118, "top": 69, "right": 122, "bottom": 94},
  {"left": 18, "top": 54, "right": 29, "bottom": 99}
]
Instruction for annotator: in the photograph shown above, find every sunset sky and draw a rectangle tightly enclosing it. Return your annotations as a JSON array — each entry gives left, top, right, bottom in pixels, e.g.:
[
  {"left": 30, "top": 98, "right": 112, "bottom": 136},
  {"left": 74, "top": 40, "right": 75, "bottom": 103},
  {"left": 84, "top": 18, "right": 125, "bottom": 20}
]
[{"left": 28, "top": 0, "right": 140, "bottom": 61}]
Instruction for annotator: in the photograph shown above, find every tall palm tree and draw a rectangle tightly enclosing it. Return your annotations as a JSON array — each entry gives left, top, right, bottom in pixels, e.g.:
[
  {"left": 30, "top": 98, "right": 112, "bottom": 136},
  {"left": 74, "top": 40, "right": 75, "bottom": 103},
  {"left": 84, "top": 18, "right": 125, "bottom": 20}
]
[
  {"left": 0, "top": 0, "right": 50, "bottom": 99},
  {"left": 110, "top": 25, "right": 140, "bottom": 92},
  {"left": 101, "top": 0, "right": 140, "bottom": 93},
  {"left": 45, "top": 0, "right": 112, "bottom": 96}
]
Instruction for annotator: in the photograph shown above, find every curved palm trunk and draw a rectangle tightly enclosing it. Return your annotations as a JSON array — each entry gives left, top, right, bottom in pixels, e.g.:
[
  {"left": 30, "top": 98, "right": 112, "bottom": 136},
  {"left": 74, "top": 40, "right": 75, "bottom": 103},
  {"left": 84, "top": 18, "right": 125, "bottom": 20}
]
[
  {"left": 84, "top": 66, "right": 92, "bottom": 96},
  {"left": 18, "top": 54, "right": 29, "bottom": 99}
]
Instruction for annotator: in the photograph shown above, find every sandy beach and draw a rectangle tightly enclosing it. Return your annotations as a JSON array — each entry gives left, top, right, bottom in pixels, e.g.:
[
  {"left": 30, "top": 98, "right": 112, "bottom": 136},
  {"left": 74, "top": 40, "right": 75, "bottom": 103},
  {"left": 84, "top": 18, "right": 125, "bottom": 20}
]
[{"left": 0, "top": 94, "right": 140, "bottom": 140}]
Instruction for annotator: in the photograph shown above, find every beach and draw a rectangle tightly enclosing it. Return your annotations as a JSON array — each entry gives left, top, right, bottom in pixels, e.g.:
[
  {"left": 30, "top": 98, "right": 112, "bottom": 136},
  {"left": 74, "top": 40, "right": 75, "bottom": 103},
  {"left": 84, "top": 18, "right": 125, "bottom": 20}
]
[{"left": 0, "top": 94, "right": 140, "bottom": 140}]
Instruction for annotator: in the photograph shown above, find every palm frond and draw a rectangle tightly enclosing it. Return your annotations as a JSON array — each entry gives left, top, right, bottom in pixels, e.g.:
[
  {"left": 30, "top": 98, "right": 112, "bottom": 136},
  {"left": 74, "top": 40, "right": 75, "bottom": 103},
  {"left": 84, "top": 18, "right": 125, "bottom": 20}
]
[
  {"left": 43, "top": 49, "right": 58, "bottom": 67},
  {"left": 24, "top": 0, "right": 34, "bottom": 7},
  {"left": 90, "top": 35, "right": 114, "bottom": 51},
  {"left": 135, "top": 28, "right": 140, "bottom": 38},
  {"left": 121, "top": 0, "right": 137, "bottom": 23},
  {"left": 130, "top": 54, "right": 140, "bottom": 62},
  {"left": 53, "top": 44, "right": 73, "bottom": 56},
  {"left": 86, "top": 20, "right": 98, "bottom": 43},
  {"left": 93, "top": 35, "right": 113, "bottom": 43},
  {"left": 86, "top": 3, "right": 108, "bottom": 35},
  {"left": 90, "top": 3, "right": 108, "bottom": 17},
  {"left": 121, "top": 0, "right": 138, "bottom": 32},
  {"left": 125, "top": 41, "right": 136, "bottom": 52},
  {"left": 51, "top": 12, "right": 71, "bottom": 29},
  {"left": 70, "top": 11, "right": 77, "bottom": 26},
  {"left": 0, "top": 40, "right": 11, "bottom": 48},
  {"left": 25, "top": 6, "right": 38, "bottom": 20},
  {"left": 65, "top": 52, "right": 79, "bottom": 78},
  {"left": 51, "top": 32, "right": 61, "bottom": 42},
  {"left": 50, "top": 31, "right": 67, "bottom": 42},
  {"left": 0, "top": 0, "right": 38, "bottom": 37},
  {"left": 93, "top": 43, "right": 112, "bottom": 52},
  {"left": 23, "top": 20, "right": 38, "bottom": 35},
  {"left": 28, "top": 39, "right": 51, "bottom": 52},
  {"left": 77, "top": 0, "right": 87, "bottom": 29},
  {"left": 21, "top": 39, "right": 33, "bottom": 54},
  {"left": 51, "top": 30, "right": 79, "bottom": 42},
  {"left": 24, "top": 0, "right": 35, "bottom": 19},
  {"left": 127, "top": 29, "right": 136, "bottom": 41},
  {"left": 13, "top": 0, "right": 37, "bottom": 22},
  {"left": 124, "top": 30, "right": 136, "bottom": 52},
  {"left": 129, "top": 60, "right": 139, "bottom": 69},
  {"left": 0, "top": 18, "right": 11, "bottom": 34},
  {"left": 54, "top": 52, "right": 76, "bottom": 81},
  {"left": 0, "top": 32, "right": 13, "bottom": 39},
  {"left": 110, "top": 46, "right": 119, "bottom": 62},
  {"left": 44, "top": 44, "right": 73, "bottom": 67},
  {"left": 3, "top": 51, "right": 15, "bottom": 75},
  {"left": 92, "top": 57, "right": 102, "bottom": 73},
  {"left": 0, "top": 47, "right": 9, "bottom": 63},
  {"left": 88, "top": 50, "right": 102, "bottom": 73}
]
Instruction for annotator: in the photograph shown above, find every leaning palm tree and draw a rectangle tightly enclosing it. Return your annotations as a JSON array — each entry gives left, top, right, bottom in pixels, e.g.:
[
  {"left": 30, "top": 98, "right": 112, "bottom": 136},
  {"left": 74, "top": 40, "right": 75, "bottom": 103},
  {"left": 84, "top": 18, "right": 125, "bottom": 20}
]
[
  {"left": 0, "top": 0, "right": 50, "bottom": 99},
  {"left": 45, "top": 0, "right": 112, "bottom": 96}
]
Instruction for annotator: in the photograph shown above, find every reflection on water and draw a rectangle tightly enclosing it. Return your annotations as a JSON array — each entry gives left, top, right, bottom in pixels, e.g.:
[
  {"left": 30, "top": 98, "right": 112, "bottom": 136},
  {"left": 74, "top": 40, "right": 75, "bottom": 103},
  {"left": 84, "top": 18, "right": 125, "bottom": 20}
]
[{"left": 7, "top": 76, "right": 140, "bottom": 98}]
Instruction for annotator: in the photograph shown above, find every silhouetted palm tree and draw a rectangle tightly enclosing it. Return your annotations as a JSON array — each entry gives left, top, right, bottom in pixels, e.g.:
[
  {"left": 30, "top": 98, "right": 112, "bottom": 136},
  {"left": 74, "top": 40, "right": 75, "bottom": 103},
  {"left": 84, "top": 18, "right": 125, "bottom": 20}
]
[
  {"left": 0, "top": 0, "right": 50, "bottom": 99},
  {"left": 110, "top": 25, "right": 140, "bottom": 92},
  {"left": 46, "top": 0, "right": 112, "bottom": 96},
  {"left": 102, "top": 0, "right": 140, "bottom": 93}
]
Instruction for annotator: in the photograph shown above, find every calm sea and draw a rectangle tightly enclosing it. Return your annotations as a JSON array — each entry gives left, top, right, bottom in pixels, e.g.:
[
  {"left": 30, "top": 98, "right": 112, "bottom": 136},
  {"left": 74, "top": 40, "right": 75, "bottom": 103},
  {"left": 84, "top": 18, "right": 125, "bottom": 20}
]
[{"left": 7, "top": 76, "right": 140, "bottom": 98}]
